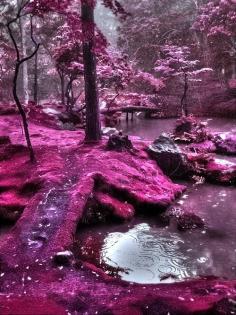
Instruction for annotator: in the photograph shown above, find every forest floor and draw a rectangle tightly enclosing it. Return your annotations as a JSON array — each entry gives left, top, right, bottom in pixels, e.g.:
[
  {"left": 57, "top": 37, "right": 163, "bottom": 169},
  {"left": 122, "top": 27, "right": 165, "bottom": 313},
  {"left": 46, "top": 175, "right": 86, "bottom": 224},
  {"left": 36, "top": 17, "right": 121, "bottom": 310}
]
[{"left": 0, "top": 114, "right": 236, "bottom": 315}]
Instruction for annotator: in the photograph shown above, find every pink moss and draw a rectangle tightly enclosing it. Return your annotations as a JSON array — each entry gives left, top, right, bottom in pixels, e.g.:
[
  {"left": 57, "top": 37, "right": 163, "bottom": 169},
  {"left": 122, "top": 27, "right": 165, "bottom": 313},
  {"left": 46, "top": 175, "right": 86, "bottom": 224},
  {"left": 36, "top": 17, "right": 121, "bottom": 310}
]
[
  {"left": 0, "top": 297, "right": 66, "bottom": 315},
  {"left": 206, "top": 159, "right": 236, "bottom": 184},
  {"left": 0, "top": 115, "right": 235, "bottom": 314},
  {"left": 189, "top": 140, "right": 216, "bottom": 154},
  {"left": 95, "top": 192, "right": 135, "bottom": 220},
  {"left": 214, "top": 133, "right": 236, "bottom": 155}
]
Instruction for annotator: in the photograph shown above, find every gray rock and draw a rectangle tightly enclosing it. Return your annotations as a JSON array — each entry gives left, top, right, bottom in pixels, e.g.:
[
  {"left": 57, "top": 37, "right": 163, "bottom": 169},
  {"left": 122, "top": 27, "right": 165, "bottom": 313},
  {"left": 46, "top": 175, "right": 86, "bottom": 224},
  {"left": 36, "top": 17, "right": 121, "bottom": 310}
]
[
  {"left": 214, "top": 133, "right": 236, "bottom": 155},
  {"left": 148, "top": 133, "right": 190, "bottom": 178},
  {"left": 53, "top": 250, "right": 74, "bottom": 266}
]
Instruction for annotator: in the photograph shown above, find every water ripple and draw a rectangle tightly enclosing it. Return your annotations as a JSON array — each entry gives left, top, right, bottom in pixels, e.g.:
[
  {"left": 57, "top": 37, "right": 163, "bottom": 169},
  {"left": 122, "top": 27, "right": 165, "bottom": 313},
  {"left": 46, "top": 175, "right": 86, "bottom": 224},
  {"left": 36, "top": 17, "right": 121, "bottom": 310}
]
[{"left": 101, "top": 224, "right": 191, "bottom": 283}]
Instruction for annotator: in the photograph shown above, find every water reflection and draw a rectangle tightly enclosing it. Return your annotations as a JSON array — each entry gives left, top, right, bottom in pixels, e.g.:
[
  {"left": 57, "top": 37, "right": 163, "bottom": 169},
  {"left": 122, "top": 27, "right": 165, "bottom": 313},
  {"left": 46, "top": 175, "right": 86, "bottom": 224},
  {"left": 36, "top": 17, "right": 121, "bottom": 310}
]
[
  {"left": 97, "top": 183, "right": 236, "bottom": 284},
  {"left": 101, "top": 223, "right": 191, "bottom": 283},
  {"left": 119, "top": 116, "right": 236, "bottom": 140}
]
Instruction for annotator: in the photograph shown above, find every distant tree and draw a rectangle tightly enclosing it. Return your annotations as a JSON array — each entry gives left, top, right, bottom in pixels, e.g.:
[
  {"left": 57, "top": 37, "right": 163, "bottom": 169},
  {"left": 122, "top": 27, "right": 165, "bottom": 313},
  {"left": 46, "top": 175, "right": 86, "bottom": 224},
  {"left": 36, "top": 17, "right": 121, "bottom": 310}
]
[
  {"left": 7, "top": 0, "right": 40, "bottom": 162},
  {"left": 193, "top": 0, "right": 236, "bottom": 79},
  {"left": 98, "top": 49, "right": 165, "bottom": 113},
  {"left": 0, "top": 1, "right": 17, "bottom": 101},
  {"left": 97, "top": 51, "right": 133, "bottom": 108},
  {"left": 29, "top": 0, "right": 128, "bottom": 142},
  {"left": 17, "top": 0, "right": 30, "bottom": 105},
  {"left": 155, "top": 45, "right": 212, "bottom": 116},
  {"left": 52, "top": 14, "right": 84, "bottom": 112},
  {"left": 118, "top": 0, "right": 201, "bottom": 72}
]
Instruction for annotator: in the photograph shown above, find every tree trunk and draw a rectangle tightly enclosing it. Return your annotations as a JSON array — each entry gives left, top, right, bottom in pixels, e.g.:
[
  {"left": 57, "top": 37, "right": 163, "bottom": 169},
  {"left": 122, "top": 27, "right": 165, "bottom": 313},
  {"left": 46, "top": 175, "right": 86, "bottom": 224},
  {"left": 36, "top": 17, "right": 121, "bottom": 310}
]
[
  {"left": 181, "top": 72, "right": 188, "bottom": 117},
  {"left": 202, "top": 34, "right": 210, "bottom": 68},
  {"left": 59, "top": 72, "right": 65, "bottom": 106},
  {"left": 17, "top": 0, "right": 29, "bottom": 105},
  {"left": 33, "top": 51, "right": 38, "bottom": 104},
  {"left": 14, "top": 62, "right": 35, "bottom": 162},
  {"left": 81, "top": 0, "right": 101, "bottom": 142},
  {"left": 65, "top": 79, "right": 73, "bottom": 113},
  {"left": 232, "top": 62, "right": 236, "bottom": 79},
  {"left": 7, "top": 8, "right": 40, "bottom": 163}
]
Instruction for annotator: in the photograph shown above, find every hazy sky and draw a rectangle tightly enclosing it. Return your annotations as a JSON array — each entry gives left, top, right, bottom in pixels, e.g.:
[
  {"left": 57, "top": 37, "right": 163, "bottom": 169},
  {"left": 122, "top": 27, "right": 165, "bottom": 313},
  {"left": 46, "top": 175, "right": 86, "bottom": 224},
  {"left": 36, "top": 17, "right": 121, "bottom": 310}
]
[{"left": 95, "top": 0, "right": 119, "bottom": 47}]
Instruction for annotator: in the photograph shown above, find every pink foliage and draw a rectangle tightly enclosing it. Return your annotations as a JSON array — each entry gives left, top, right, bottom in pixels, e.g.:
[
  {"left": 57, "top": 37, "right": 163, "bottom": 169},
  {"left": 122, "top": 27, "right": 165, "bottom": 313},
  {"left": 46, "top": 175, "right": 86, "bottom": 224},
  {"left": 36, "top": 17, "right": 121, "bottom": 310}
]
[
  {"left": 28, "top": 0, "right": 73, "bottom": 15},
  {"left": 193, "top": 0, "right": 236, "bottom": 39},
  {"left": 155, "top": 45, "right": 212, "bottom": 80},
  {"left": 29, "top": 0, "right": 128, "bottom": 18},
  {"left": 136, "top": 71, "right": 165, "bottom": 92}
]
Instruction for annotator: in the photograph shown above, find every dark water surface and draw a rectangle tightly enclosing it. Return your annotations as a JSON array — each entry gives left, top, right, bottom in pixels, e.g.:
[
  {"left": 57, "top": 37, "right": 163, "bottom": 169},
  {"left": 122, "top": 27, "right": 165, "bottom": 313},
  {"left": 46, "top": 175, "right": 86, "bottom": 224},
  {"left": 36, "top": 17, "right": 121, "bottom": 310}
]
[
  {"left": 98, "top": 183, "right": 236, "bottom": 283},
  {"left": 0, "top": 224, "right": 12, "bottom": 236},
  {"left": 119, "top": 116, "right": 236, "bottom": 140},
  {"left": 78, "top": 117, "right": 236, "bottom": 284}
]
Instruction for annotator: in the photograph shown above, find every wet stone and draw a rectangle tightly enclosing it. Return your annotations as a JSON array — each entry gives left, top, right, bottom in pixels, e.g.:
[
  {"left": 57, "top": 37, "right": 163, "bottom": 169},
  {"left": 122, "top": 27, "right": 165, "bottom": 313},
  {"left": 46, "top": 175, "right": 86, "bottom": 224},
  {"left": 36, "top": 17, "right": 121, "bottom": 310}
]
[
  {"left": 212, "top": 297, "right": 236, "bottom": 315},
  {"left": 214, "top": 133, "right": 236, "bottom": 155},
  {"left": 177, "top": 212, "right": 205, "bottom": 231},
  {"left": 53, "top": 250, "right": 74, "bottom": 266},
  {"left": 107, "top": 133, "right": 133, "bottom": 152},
  {"left": 148, "top": 133, "right": 190, "bottom": 178}
]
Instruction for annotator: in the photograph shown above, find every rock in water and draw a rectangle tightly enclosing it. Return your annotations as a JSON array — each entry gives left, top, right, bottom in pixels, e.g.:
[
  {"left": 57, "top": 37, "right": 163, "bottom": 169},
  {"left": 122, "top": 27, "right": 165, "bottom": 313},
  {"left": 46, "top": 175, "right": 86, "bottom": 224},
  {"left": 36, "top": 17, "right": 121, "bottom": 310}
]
[
  {"left": 148, "top": 133, "right": 189, "bottom": 178},
  {"left": 212, "top": 297, "right": 236, "bottom": 315},
  {"left": 53, "top": 250, "right": 74, "bottom": 266},
  {"left": 177, "top": 212, "right": 205, "bottom": 231},
  {"left": 174, "top": 116, "right": 208, "bottom": 143},
  {"left": 214, "top": 133, "right": 236, "bottom": 155},
  {"left": 161, "top": 206, "right": 205, "bottom": 231}
]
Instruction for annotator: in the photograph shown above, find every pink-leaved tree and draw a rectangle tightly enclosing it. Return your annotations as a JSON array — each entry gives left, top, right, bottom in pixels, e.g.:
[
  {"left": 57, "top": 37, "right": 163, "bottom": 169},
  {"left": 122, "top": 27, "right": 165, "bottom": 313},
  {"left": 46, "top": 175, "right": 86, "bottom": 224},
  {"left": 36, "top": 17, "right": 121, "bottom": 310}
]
[
  {"left": 29, "top": 0, "right": 128, "bottom": 142},
  {"left": 155, "top": 45, "right": 212, "bottom": 116},
  {"left": 193, "top": 0, "right": 236, "bottom": 79}
]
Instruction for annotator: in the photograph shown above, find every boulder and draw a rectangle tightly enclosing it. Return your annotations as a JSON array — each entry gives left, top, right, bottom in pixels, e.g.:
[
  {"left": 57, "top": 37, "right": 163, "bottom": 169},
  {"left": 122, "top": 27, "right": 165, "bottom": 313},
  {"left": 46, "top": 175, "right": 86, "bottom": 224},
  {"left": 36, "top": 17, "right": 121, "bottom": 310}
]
[
  {"left": 28, "top": 102, "right": 61, "bottom": 129},
  {"left": 205, "top": 158, "right": 236, "bottom": 184},
  {"left": 53, "top": 250, "right": 74, "bottom": 266},
  {"left": 173, "top": 116, "right": 209, "bottom": 143},
  {"left": 58, "top": 111, "right": 82, "bottom": 125},
  {"left": 188, "top": 140, "right": 216, "bottom": 154},
  {"left": 212, "top": 297, "right": 236, "bottom": 315},
  {"left": 187, "top": 153, "right": 236, "bottom": 184},
  {"left": 161, "top": 206, "right": 205, "bottom": 231},
  {"left": 214, "top": 133, "right": 236, "bottom": 155},
  {"left": 148, "top": 133, "right": 190, "bottom": 178},
  {"left": 149, "top": 134, "right": 236, "bottom": 184},
  {"left": 177, "top": 212, "right": 205, "bottom": 231},
  {"left": 186, "top": 152, "right": 213, "bottom": 175},
  {"left": 107, "top": 133, "right": 133, "bottom": 152}
]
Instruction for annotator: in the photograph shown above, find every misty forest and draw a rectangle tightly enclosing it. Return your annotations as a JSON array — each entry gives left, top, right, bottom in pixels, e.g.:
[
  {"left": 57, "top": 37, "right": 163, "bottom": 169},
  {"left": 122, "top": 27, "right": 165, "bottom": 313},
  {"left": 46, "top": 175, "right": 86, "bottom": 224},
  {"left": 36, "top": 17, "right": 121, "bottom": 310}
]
[{"left": 0, "top": 0, "right": 236, "bottom": 314}]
